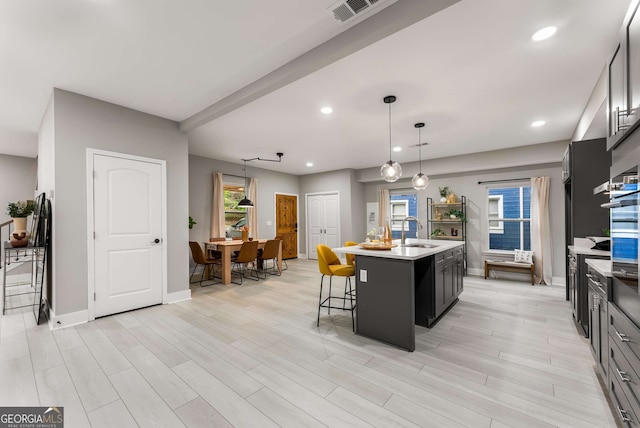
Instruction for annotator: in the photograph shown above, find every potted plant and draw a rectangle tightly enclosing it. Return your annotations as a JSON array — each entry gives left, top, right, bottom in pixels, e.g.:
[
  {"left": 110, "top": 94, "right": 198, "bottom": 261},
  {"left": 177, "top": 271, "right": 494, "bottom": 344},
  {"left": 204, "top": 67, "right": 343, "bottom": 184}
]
[
  {"left": 431, "top": 228, "right": 445, "bottom": 237},
  {"left": 7, "top": 200, "right": 35, "bottom": 247},
  {"left": 438, "top": 187, "right": 450, "bottom": 203},
  {"left": 445, "top": 209, "right": 466, "bottom": 222},
  {"left": 188, "top": 216, "right": 197, "bottom": 229}
]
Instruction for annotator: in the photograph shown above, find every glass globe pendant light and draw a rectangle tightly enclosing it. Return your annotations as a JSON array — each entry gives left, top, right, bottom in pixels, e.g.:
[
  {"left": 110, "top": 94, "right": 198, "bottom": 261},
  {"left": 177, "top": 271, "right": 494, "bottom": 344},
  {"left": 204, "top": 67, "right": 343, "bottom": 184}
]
[
  {"left": 411, "top": 122, "right": 429, "bottom": 190},
  {"left": 380, "top": 95, "right": 402, "bottom": 182}
]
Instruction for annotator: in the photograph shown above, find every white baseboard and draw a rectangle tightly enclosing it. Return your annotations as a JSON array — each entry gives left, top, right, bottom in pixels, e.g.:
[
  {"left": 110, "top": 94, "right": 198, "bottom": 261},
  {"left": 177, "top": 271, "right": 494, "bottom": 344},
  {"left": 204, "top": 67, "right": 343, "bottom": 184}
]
[
  {"left": 48, "top": 308, "right": 89, "bottom": 330},
  {"left": 165, "top": 289, "right": 191, "bottom": 304},
  {"left": 298, "top": 253, "right": 307, "bottom": 259},
  {"left": 467, "top": 268, "right": 483, "bottom": 277},
  {"left": 552, "top": 276, "right": 566, "bottom": 286}
]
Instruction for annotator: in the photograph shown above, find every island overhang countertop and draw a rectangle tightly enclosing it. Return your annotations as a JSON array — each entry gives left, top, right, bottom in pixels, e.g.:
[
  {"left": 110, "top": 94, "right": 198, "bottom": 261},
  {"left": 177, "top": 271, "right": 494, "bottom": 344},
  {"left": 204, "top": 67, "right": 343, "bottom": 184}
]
[{"left": 333, "top": 238, "right": 464, "bottom": 260}]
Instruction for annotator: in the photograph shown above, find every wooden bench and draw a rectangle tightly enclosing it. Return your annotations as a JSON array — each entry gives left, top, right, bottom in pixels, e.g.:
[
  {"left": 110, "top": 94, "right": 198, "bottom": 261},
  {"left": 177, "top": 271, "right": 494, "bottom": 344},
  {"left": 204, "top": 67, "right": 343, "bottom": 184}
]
[{"left": 484, "top": 260, "right": 535, "bottom": 285}]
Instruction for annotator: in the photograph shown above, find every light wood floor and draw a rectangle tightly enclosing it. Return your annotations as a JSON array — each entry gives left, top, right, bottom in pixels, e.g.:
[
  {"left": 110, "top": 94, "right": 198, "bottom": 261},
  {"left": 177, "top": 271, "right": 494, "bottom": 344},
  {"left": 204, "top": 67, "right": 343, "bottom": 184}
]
[{"left": 0, "top": 259, "right": 618, "bottom": 427}]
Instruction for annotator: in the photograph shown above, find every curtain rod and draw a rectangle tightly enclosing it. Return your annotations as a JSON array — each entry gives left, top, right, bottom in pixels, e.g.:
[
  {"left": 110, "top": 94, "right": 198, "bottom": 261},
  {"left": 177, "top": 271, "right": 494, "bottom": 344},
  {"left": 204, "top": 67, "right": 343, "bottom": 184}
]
[
  {"left": 223, "top": 173, "right": 246, "bottom": 179},
  {"left": 478, "top": 178, "right": 530, "bottom": 185}
]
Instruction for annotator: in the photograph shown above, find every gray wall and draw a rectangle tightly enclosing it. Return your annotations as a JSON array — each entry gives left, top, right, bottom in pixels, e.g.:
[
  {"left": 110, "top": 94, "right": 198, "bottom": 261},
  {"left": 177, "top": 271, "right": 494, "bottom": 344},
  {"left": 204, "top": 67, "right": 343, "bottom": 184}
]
[
  {"left": 363, "top": 162, "right": 565, "bottom": 281},
  {"left": 0, "top": 154, "right": 37, "bottom": 224},
  {"left": 43, "top": 89, "right": 189, "bottom": 316},
  {"left": 188, "top": 154, "right": 300, "bottom": 247},
  {"left": 299, "top": 169, "right": 364, "bottom": 255}
]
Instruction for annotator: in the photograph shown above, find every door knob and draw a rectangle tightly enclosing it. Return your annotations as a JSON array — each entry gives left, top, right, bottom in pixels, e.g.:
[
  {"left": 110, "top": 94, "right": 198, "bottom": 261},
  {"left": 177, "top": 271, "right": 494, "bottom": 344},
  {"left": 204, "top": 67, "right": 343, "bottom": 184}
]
[{"left": 152, "top": 238, "right": 160, "bottom": 244}]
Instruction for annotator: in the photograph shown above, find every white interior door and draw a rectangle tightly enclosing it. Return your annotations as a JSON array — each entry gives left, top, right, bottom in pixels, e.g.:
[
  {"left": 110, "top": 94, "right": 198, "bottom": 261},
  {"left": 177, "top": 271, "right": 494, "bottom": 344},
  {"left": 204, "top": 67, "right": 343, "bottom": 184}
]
[
  {"left": 324, "top": 193, "right": 339, "bottom": 248},
  {"left": 307, "top": 195, "right": 324, "bottom": 260},
  {"left": 93, "top": 154, "right": 163, "bottom": 317},
  {"left": 306, "top": 192, "right": 340, "bottom": 259}
]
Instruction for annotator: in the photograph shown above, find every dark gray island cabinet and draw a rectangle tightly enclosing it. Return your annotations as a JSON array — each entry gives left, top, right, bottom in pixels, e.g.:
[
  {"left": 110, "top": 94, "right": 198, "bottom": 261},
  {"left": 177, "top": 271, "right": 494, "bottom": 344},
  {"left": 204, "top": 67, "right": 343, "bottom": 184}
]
[{"left": 333, "top": 240, "right": 464, "bottom": 352}]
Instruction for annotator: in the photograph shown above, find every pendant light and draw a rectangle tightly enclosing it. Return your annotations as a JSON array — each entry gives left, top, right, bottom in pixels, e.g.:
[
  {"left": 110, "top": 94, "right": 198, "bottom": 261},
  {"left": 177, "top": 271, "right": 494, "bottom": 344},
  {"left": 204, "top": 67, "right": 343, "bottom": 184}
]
[
  {"left": 380, "top": 95, "right": 402, "bottom": 182},
  {"left": 237, "top": 160, "right": 254, "bottom": 208},
  {"left": 411, "top": 122, "right": 429, "bottom": 190}
]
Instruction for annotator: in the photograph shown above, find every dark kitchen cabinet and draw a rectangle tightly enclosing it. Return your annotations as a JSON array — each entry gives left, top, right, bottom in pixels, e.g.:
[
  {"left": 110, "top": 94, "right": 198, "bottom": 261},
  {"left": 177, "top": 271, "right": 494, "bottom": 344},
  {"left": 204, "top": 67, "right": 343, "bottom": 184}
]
[
  {"left": 608, "top": 1, "right": 640, "bottom": 150},
  {"left": 429, "top": 248, "right": 463, "bottom": 327},
  {"left": 564, "top": 138, "right": 611, "bottom": 300},
  {"left": 569, "top": 248, "right": 608, "bottom": 337},
  {"left": 587, "top": 266, "right": 609, "bottom": 381},
  {"left": 608, "top": 302, "right": 640, "bottom": 426}
]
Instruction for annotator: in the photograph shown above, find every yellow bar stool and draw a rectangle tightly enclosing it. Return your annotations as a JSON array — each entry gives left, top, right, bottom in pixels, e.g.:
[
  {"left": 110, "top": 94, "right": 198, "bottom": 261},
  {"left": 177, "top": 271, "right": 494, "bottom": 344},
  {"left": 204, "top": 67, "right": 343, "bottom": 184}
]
[{"left": 316, "top": 244, "right": 356, "bottom": 331}]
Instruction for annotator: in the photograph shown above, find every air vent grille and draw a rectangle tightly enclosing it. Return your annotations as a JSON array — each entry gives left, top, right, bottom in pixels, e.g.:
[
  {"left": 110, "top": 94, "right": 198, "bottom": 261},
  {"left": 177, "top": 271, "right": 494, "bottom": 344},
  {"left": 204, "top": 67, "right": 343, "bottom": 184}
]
[
  {"left": 329, "top": 0, "right": 390, "bottom": 24},
  {"left": 346, "top": 0, "right": 369, "bottom": 14}
]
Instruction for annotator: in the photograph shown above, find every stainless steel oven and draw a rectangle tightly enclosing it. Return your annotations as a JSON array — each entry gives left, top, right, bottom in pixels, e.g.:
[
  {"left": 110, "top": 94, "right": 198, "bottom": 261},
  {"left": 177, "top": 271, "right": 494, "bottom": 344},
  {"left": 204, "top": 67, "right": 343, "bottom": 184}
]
[{"left": 606, "top": 172, "right": 640, "bottom": 325}]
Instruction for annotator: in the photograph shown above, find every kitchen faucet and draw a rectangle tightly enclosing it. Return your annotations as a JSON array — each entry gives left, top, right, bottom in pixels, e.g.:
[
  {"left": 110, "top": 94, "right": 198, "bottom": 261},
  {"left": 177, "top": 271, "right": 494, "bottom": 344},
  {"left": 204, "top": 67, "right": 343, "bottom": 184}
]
[{"left": 401, "top": 216, "right": 423, "bottom": 244}]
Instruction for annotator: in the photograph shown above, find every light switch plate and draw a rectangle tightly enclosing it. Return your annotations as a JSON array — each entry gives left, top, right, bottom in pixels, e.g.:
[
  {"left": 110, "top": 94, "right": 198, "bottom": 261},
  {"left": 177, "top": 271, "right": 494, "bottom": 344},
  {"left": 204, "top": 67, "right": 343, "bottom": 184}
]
[{"left": 360, "top": 269, "right": 367, "bottom": 282}]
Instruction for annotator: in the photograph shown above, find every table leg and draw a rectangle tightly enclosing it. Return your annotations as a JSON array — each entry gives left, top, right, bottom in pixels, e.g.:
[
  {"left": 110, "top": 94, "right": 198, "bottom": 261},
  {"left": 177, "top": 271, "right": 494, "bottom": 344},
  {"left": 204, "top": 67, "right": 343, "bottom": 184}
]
[
  {"left": 222, "top": 246, "right": 232, "bottom": 284},
  {"left": 276, "top": 242, "right": 283, "bottom": 273}
]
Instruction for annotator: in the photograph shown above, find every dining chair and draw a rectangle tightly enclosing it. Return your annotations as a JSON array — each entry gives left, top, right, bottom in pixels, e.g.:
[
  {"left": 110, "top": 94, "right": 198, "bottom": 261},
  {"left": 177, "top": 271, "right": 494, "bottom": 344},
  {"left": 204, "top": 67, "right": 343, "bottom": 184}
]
[
  {"left": 316, "top": 244, "right": 355, "bottom": 331},
  {"left": 230, "top": 240, "right": 259, "bottom": 285},
  {"left": 208, "top": 237, "right": 226, "bottom": 259},
  {"left": 257, "top": 239, "right": 282, "bottom": 278},
  {"left": 189, "top": 241, "right": 221, "bottom": 287},
  {"left": 274, "top": 235, "right": 289, "bottom": 270}
]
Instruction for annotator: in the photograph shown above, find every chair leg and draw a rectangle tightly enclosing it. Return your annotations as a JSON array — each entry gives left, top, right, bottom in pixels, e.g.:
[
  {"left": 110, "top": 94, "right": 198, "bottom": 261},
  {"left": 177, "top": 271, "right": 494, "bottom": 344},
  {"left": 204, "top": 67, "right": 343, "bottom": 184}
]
[
  {"left": 328, "top": 276, "right": 333, "bottom": 315},
  {"left": 189, "top": 264, "right": 198, "bottom": 284},
  {"left": 317, "top": 275, "right": 325, "bottom": 327}
]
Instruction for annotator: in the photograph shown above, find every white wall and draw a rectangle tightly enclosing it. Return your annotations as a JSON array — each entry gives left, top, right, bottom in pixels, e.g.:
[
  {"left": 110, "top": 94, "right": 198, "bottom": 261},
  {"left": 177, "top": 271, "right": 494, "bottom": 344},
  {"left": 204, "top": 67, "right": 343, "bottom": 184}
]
[{"left": 43, "top": 89, "right": 189, "bottom": 318}]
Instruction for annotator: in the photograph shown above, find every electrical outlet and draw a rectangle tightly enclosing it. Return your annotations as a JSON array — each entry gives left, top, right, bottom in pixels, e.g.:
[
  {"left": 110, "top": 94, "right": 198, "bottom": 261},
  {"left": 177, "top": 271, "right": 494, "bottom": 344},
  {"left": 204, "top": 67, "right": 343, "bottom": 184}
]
[{"left": 360, "top": 269, "right": 367, "bottom": 282}]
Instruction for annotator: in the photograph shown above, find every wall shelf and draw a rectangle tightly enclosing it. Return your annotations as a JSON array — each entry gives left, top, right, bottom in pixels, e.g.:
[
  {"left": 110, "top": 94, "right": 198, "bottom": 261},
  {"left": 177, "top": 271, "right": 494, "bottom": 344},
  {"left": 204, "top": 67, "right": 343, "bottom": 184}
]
[{"left": 428, "top": 195, "right": 467, "bottom": 274}]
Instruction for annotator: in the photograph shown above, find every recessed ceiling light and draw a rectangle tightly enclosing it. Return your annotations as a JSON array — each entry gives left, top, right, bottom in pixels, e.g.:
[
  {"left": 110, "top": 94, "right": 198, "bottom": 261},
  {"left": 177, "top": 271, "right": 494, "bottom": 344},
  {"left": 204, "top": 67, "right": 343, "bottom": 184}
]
[
  {"left": 320, "top": 106, "right": 333, "bottom": 115},
  {"left": 306, "top": 162, "right": 314, "bottom": 167},
  {"left": 392, "top": 146, "right": 402, "bottom": 152},
  {"left": 532, "top": 26, "right": 557, "bottom": 41},
  {"left": 531, "top": 120, "right": 546, "bottom": 127}
]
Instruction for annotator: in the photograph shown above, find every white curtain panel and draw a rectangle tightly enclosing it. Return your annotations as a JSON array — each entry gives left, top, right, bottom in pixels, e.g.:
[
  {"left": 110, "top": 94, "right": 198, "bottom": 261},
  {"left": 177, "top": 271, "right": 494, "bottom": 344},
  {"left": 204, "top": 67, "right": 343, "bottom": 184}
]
[
  {"left": 248, "top": 177, "right": 258, "bottom": 238},
  {"left": 531, "top": 176, "right": 552, "bottom": 284},
  {"left": 211, "top": 172, "right": 225, "bottom": 239},
  {"left": 378, "top": 188, "right": 389, "bottom": 227}
]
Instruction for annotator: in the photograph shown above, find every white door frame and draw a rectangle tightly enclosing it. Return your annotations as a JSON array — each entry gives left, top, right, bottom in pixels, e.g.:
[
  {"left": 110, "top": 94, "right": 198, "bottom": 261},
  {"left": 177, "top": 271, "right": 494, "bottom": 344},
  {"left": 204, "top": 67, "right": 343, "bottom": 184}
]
[
  {"left": 273, "top": 192, "right": 300, "bottom": 257},
  {"left": 86, "top": 149, "right": 168, "bottom": 321},
  {"left": 305, "top": 191, "right": 340, "bottom": 258}
]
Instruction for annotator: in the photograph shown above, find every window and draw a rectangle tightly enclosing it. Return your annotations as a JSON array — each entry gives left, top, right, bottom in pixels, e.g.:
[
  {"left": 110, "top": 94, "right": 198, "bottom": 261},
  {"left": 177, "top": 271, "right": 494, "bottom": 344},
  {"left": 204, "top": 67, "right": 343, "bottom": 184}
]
[
  {"left": 224, "top": 184, "right": 246, "bottom": 238},
  {"left": 488, "top": 194, "right": 504, "bottom": 234},
  {"left": 390, "top": 200, "right": 408, "bottom": 230},
  {"left": 389, "top": 190, "right": 418, "bottom": 239},
  {"left": 487, "top": 186, "right": 530, "bottom": 251}
]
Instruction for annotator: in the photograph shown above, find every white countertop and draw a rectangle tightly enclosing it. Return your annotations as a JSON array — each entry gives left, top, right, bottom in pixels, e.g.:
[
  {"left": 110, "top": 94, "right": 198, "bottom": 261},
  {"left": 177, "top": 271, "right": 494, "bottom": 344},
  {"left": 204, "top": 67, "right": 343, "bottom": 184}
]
[
  {"left": 333, "top": 239, "right": 464, "bottom": 261},
  {"left": 585, "top": 259, "right": 612, "bottom": 277},
  {"left": 568, "top": 245, "right": 611, "bottom": 257}
]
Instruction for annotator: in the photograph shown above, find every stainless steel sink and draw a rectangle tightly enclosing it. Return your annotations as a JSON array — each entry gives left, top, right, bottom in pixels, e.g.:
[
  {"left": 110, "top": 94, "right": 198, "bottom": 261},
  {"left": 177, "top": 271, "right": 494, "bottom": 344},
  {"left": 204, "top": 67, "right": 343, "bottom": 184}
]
[{"left": 401, "top": 243, "right": 438, "bottom": 248}]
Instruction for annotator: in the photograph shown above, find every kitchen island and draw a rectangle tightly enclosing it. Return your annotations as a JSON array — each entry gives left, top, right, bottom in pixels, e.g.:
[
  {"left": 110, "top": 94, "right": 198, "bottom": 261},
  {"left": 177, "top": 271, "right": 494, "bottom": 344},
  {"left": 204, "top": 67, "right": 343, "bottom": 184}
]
[{"left": 333, "top": 239, "right": 464, "bottom": 351}]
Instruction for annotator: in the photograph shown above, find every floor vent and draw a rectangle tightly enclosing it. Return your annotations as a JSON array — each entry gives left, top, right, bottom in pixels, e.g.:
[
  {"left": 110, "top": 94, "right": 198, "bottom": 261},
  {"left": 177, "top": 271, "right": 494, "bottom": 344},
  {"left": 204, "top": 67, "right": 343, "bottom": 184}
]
[{"left": 328, "top": 0, "right": 390, "bottom": 24}]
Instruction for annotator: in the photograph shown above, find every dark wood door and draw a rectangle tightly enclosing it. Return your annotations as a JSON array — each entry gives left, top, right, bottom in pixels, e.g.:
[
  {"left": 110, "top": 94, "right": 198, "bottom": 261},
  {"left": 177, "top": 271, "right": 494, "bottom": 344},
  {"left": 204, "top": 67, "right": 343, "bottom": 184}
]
[{"left": 276, "top": 194, "right": 297, "bottom": 259}]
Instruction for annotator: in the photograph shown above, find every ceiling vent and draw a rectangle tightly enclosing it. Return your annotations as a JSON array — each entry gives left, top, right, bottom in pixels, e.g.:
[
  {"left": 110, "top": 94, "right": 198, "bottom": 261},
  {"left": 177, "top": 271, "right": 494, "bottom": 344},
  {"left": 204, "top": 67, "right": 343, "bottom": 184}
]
[{"left": 328, "top": 0, "right": 389, "bottom": 25}]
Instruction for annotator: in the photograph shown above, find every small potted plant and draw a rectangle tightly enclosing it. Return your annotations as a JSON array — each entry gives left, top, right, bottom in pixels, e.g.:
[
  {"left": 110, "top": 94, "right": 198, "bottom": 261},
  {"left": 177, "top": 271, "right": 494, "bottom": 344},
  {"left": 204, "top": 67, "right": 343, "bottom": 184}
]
[
  {"left": 431, "top": 228, "right": 445, "bottom": 237},
  {"left": 438, "top": 187, "right": 450, "bottom": 203},
  {"left": 445, "top": 209, "right": 466, "bottom": 222},
  {"left": 7, "top": 200, "right": 35, "bottom": 247},
  {"left": 188, "top": 216, "right": 197, "bottom": 229}
]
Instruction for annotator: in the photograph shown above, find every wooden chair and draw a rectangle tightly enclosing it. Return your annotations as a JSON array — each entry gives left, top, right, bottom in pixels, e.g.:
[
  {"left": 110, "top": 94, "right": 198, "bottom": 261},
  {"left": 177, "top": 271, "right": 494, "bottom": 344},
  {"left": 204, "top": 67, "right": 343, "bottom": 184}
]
[
  {"left": 257, "top": 239, "right": 282, "bottom": 278},
  {"left": 189, "top": 241, "right": 221, "bottom": 287},
  {"left": 316, "top": 244, "right": 355, "bottom": 331},
  {"left": 208, "top": 237, "right": 226, "bottom": 259},
  {"left": 231, "top": 240, "right": 259, "bottom": 284}
]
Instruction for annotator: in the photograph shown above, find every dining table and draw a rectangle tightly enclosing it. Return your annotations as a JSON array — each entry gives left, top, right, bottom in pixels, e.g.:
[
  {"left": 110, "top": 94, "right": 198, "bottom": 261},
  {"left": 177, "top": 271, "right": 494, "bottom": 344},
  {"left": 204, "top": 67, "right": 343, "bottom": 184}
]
[{"left": 204, "top": 239, "right": 283, "bottom": 284}]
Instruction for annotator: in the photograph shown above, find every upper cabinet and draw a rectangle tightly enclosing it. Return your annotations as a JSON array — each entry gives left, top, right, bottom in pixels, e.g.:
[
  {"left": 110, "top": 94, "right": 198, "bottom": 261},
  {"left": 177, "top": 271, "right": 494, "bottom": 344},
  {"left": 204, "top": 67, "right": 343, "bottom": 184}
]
[{"left": 608, "top": 2, "right": 640, "bottom": 150}]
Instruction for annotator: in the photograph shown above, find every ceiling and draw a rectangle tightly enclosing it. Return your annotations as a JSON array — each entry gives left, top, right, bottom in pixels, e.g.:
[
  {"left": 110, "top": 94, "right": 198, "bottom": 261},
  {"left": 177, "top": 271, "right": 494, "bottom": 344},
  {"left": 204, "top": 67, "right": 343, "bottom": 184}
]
[{"left": 0, "top": 0, "right": 632, "bottom": 175}]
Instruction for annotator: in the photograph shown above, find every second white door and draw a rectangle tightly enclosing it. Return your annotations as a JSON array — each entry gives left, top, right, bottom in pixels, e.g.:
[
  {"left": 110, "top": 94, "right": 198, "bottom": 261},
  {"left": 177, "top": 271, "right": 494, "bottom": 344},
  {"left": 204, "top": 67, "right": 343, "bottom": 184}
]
[{"left": 307, "top": 192, "right": 339, "bottom": 259}]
